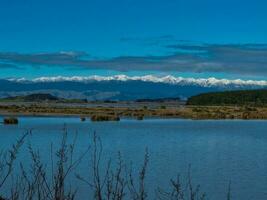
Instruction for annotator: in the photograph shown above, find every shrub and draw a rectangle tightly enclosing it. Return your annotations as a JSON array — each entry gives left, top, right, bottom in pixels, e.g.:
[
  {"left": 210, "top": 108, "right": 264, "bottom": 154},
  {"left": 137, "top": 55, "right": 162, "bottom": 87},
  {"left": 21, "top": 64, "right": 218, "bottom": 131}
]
[
  {"left": 91, "top": 115, "right": 120, "bottom": 122},
  {"left": 137, "top": 115, "right": 144, "bottom": 120},
  {"left": 160, "top": 105, "right": 166, "bottom": 109},
  {"left": 3, "top": 117, "right": 18, "bottom": 125}
]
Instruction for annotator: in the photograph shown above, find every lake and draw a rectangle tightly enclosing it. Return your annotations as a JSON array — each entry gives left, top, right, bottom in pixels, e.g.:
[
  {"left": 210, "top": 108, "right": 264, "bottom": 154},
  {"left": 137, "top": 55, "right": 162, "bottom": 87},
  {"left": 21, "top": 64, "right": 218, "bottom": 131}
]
[{"left": 1, "top": 117, "right": 267, "bottom": 199}]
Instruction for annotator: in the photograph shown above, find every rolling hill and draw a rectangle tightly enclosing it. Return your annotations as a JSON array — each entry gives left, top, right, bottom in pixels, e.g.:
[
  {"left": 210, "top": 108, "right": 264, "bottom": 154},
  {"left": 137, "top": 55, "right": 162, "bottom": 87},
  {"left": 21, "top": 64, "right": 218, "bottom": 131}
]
[{"left": 187, "top": 89, "right": 267, "bottom": 106}]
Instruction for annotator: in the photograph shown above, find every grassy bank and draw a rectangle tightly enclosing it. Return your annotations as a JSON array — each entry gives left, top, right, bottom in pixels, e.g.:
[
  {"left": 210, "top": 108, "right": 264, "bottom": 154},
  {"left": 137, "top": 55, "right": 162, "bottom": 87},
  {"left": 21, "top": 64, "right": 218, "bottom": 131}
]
[{"left": 1, "top": 103, "right": 267, "bottom": 120}]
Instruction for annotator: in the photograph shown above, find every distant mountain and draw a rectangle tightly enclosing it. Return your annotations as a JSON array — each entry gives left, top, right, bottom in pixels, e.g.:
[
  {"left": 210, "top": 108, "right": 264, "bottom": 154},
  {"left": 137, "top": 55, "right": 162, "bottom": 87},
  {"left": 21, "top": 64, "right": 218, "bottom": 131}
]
[
  {"left": 1, "top": 75, "right": 267, "bottom": 101},
  {"left": 9, "top": 75, "right": 267, "bottom": 88}
]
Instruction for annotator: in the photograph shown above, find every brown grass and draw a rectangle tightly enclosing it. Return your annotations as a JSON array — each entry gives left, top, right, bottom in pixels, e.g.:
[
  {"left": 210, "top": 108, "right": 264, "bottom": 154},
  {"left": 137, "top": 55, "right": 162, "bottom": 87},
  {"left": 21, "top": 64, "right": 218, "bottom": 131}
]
[{"left": 1, "top": 103, "right": 267, "bottom": 120}]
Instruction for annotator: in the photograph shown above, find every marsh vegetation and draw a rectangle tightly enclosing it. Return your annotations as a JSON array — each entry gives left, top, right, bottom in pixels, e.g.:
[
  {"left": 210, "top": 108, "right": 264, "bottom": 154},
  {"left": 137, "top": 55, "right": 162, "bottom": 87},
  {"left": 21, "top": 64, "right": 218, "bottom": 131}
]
[{"left": 1, "top": 103, "right": 267, "bottom": 120}]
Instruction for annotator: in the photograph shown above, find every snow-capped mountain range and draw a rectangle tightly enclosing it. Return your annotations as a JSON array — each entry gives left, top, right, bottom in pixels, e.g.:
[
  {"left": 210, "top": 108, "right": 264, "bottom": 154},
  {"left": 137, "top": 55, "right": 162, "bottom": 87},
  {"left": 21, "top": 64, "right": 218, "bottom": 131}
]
[
  {"left": 2, "top": 75, "right": 267, "bottom": 100},
  {"left": 8, "top": 75, "right": 267, "bottom": 88}
]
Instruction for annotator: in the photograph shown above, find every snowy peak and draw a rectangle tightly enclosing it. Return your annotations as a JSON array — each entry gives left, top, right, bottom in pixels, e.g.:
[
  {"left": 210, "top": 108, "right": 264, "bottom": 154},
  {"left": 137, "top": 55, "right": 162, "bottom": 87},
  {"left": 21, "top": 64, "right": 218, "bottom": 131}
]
[{"left": 7, "top": 75, "right": 267, "bottom": 88}]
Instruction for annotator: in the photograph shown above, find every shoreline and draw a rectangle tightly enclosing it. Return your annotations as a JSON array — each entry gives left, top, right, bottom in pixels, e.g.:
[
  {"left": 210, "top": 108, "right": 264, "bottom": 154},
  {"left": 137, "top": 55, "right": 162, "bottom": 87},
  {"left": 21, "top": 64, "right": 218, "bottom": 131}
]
[{"left": 2, "top": 114, "right": 267, "bottom": 122}]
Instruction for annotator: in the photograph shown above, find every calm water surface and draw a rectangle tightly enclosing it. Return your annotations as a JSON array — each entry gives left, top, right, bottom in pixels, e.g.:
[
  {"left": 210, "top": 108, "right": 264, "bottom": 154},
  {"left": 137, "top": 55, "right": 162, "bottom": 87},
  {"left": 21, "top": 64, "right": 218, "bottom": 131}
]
[{"left": 1, "top": 117, "right": 267, "bottom": 200}]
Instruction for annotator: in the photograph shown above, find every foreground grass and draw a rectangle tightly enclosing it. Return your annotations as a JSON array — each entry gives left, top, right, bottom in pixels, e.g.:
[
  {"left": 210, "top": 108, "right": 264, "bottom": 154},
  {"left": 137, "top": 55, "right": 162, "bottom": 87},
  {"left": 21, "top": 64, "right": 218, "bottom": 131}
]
[{"left": 0, "top": 131, "right": 231, "bottom": 200}]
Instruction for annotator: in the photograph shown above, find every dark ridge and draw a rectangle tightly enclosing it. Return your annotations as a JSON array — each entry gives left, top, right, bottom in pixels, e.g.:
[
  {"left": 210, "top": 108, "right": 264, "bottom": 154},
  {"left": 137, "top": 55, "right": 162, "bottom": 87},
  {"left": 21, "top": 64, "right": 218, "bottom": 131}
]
[
  {"left": 187, "top": 89, "right": 267, "bottom": 106},
  {"left": 2, "top": 93, "right": 60, "bottom": 102},
  {"left": 24, "top": 93, "right": 59, "bottom": 101}
]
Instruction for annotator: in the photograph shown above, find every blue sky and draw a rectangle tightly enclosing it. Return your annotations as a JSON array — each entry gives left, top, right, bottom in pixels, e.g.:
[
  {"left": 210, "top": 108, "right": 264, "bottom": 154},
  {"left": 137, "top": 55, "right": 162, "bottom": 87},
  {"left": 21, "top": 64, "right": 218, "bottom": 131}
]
[{"left": 0, "top": 0, "right": 267, "bottom": 79}]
